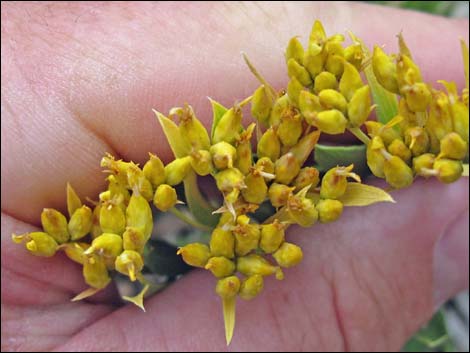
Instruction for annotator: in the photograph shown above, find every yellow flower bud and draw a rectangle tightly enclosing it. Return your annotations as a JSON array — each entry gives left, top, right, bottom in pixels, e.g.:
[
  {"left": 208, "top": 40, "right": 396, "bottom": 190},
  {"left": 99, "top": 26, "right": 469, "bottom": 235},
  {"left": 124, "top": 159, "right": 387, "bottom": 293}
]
[
  {"left": 318, "top": 89, "right": 348, "bottom": 113},
  {"left": 106, "top": 174, "right": 130, "bottom": 208},
  {"left": 367, "top": 136, "right": 387, "bottom": 178},
  {"left": 205, "top": 256, "right": 236, "bottom": 278},
  {"left": 372, "top": 45, "right": 399, "bottom": 94},
  {"left": 41, "top": 208, "right": 70, "bottom": 244},
  {"left": 241, "top": 169, "right": 268, "bottom": 204},
  {"left": 286, "top": 36, "right": 305, "bottom": 64},
  {"left": 83, "top": 255, "right": 110, "bottom": 289},
  {"left": 274, "top": 152, "right": 301, "bottom": 184},
  {"left": 143, "top": 153, "right": 166, "bottom": 188},
  {"left": 316, "top": 199, "right": 343, "bottom": 223},
  {"left": 304, "top": 43, "right": 326, "bottom": 77},
  {"left": 314, "top": 71, "right": 337, "bottom": 94},
  {"left": 287, "top": 193, "right": 318, "bottom": 227},
  {"left": 115, "top": 250, "right": 144, "bottom": 282},
  {"left": 90, "top": 204, "right": 103, "bottom": 239},
  {"left": 383, "top": 155, "right": 414, "bottom": 189},
  {"left": 127, "top": 164, "right": 154, "bottom": 201},
  {"left": 364, "top": 120, "right": 401, "bottom": 146},
  {"left": 237, "top": 254, "right": 280, "bottom": 277},
  {"left": 62, "top": 242, "right": 90, "bottom": 264},
  {"left": 320, "top": 165, "right": 360, "bottom": 199},
  {"left": 347, "top": 85, "right": 372, "bottom": 127},
  {"left": 251, "top": 85, "right": 273, "bottom": 126},
  {"left": 309, "top": 20, "right": 327, "bottom": 46},
  {"left": 412, "top": 153, "right": 436, "bottom": 177},
  {"left": 299, "top": 90, "right": 323, "bottom": 123},
  {"left": 269, "top": 94, "right": 289, "bottom": 127},
  {"left": 173, "top": 104, "right": 210, "bottom": 151},
  {"left": 293, "top": 167, "right": 320, "bottom": 191},
  {"left": 190, "top": 149, "right": 214, "bottom": 176},
  {"left": 123, "top": 227, "right": 146, "bottom": 253},
  {"left": 12, "top": 232, "right": 58, "bottom": 257},
  {"left": 404, "top": 126, "right": 430, "bottom": 157},
  {"left": 255, "top": 157, "right": 275, "bottom": 176},
  {"left": 287, "top": 58, "right": 312, "bottom": 86},
  {"left": 68, "top": 205, "right": 93, "bottom": 241},
  {"left": 177, "top": 243, "right": 211, "bottom": 268},
  {"left": 100, "top": 153, "right": 133, "bottom": 186},
  {"left": 439, "top": 132, "right": 468, "bottom": 160},
  {"left": 451, "top": 101, "right": 469, "bottom": 145},
  {"left": 239, "top": 275, "right": 264, "bottom": 300},
  {"left": 235, "top": 123, "right": 255, "bottom": 175},
  {"left": 153, "top": 184, "right": 177, "bottom": 212},
  {"left": 396, "top": 54, "right": 423, "bottom": 90},
  {"left": 216, "top": 276, "right": 240, "bottom": 299},
  {"left": 273, "top": 242, "right": 303, "bottom": 268},
  {"left": 126, "top": 194, "right": 153, "bottom": 240},
  {"left": 214, "top": 168, "right": 245, "bottom": 194},
  {"left": 100, "top": 201, "right": 126, "bottom": 235},
  {"left": 210, "top": 227, "right": 235, "bottom": 258},
  {"left": 233, "top": 216, "right": 260, "bottom": 256},
  {"left": 260, "top": 220, "right": 286, "bottom": 253},
  {"left": 164, "top": 156, "right": 192, "bottom": 185},
  {"left": 286, "top": 77, "right": 304, "bottom": 107},
  {"left": 257, "top": 127, "right": 281, "bottom": 162},
  {"left": 268, "top": 183, "right": 294, "bottom": 208},
  {"left": 210, "top": 142, "right": 237, "bottom": 170},
  {"left": 277, "top": 111, "right": 303, "bottom": 147},
  {"left": 427, "top": 91, "right": 454, "bottom": 153},
  {"left": 339, "top": 61, "right": 364, "bottom": 101},
  {"left": 325, "top": 52, "right": 344, "bottom": 77},
  {"left": 344, "top": 43, "right": 364, "bottom": 71},
  {"left": 398, "top": 98, "right": 419, "bottom": 128},
  {"left": 388, "top": 138, "right": 412, "bottom": 164},
  {"left": 309, "top": 109, "right": 348, "bottom": 135},
  {"left": 403, "top": 82, "right": 432, "bottom": 112},
  {"left": 433, "top": 159, "right": 463, "bottom": 183},
  {"left": 288, "top": 130, "right": 321, "bottom": 165},
  {"left": 213, "top": 104, "right": 243, "bottom": 144}
]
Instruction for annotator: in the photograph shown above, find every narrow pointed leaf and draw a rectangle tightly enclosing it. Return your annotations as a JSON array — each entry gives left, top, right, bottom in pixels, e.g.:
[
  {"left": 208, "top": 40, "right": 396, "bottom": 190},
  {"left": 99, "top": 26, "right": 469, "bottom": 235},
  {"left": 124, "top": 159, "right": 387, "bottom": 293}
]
[
  {"left": 338, "top": 182, "right": 395, "bottom": 206},
  {"left": 153, "top": 109, "right": 190, "bottom": 158},
  {"left": 314, "top": 143, "right": 369, "bottom": 176},
  {"left": 209, "top": 98, "right": 228, "bottom": 142},
  {"left": 222, "top": 297, "right": 236, "bottom": 346},
  {"left": 66, "top": 183, "right": 82, "bottom": 218},
  {"left": 183, "top": 171, "right": 219, "bottom": 227}
]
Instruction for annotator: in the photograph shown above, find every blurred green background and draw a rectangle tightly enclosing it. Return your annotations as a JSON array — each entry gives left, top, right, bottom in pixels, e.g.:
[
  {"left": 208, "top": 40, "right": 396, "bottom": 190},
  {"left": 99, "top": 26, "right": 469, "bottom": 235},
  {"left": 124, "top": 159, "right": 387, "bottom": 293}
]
[{"left": 363, "top": 3, "right": 468, "bottom": 352}]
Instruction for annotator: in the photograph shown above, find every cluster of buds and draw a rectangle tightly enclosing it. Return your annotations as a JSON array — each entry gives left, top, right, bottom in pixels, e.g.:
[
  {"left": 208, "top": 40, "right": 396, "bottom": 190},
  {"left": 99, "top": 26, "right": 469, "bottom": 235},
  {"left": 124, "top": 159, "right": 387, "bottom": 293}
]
[
  {"left": 11, "top": 19, "right": 468, "bottom": 345},
  {"left": 367, "top": 41, "right": 468, "bottom": 188}
]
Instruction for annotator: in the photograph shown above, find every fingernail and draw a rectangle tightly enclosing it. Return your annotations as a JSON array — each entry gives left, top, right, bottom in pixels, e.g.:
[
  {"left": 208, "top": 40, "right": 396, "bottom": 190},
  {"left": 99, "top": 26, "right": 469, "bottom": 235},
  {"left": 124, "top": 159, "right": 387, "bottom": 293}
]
[{"left": 433, "top": 212, "right": 469, "bottom": 310}]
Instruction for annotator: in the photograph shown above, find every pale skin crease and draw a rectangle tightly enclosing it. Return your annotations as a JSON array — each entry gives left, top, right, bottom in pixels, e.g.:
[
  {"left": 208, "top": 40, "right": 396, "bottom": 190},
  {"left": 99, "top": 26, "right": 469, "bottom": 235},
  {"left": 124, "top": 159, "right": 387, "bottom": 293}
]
[{"left": 1, "top": 2, "right": 469, "bottom": 351}]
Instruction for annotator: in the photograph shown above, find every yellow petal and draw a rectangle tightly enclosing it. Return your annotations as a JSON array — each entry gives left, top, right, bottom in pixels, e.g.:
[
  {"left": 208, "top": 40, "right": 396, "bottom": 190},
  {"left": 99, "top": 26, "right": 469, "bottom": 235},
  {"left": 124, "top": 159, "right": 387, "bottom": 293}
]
[
  {"left": 66, "top": 183, "right": 82, "bottom": 218},
  {"left": 338, "top": 182, "right": 395, "bottom": 206},
  {"left": 222, "top": 296, "right": 236, "bottom": 346},
  {"left": 71, "top": 287, "right": 101, "bottom": 302},
  {"left": 122, "top": 284, "right": 149, "bottom": 312},
  {"left": 153, "top": 110, "right": 190, "bottom": 158}
]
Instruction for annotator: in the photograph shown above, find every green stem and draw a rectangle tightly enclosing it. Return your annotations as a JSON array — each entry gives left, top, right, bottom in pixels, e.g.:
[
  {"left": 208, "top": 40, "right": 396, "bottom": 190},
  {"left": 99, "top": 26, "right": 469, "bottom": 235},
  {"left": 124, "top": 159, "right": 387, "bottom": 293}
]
[
  {"left": 348, "top": 127, "right": 371, "bottom": 146},
  {"left": 169, "top": 206, "right": 214, "bottom": 232}
]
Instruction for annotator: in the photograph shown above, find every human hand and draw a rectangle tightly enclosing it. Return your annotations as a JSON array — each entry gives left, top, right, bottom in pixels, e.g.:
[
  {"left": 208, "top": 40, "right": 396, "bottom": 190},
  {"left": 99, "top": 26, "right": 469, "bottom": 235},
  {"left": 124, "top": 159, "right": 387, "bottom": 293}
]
[{"left": 1, "top": 2, "right": 468, "bottom": 351}]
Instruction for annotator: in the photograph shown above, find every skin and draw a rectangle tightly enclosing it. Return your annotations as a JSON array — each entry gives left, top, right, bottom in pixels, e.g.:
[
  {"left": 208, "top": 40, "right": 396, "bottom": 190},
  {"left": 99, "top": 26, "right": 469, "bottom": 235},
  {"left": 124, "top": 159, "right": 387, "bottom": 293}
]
[{"left": 1, "top": 2, "right": 468, "bottom": 351}]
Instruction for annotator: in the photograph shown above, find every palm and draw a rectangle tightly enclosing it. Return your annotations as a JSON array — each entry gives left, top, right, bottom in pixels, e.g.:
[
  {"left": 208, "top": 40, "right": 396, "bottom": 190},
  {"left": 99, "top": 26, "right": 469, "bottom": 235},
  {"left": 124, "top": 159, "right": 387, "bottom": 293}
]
[{"left": 1, "top": 2, "right": 468, "bottom": 351}]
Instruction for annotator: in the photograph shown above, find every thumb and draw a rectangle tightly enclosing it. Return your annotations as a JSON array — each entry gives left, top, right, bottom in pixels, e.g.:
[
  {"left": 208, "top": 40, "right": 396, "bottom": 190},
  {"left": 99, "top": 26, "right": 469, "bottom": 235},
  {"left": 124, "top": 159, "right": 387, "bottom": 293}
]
[{"left": 57, "top": 178, "right": 468, "bottom": 351}]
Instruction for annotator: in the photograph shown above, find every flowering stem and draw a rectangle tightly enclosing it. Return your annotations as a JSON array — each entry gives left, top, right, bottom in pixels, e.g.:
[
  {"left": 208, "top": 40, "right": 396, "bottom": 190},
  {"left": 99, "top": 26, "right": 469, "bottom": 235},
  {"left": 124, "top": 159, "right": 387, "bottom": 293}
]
[
  {"left": 348, "top": 127, "right": 371, "bottom": 145},
  {"left": 169, "top": 206, "right": 214, "bottom": 232}
]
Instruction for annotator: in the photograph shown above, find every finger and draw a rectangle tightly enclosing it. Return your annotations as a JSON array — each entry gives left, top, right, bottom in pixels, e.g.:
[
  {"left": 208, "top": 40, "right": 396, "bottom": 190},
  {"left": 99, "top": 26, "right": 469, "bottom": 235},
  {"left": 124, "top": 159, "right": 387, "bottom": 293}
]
[
  {"left": 2, "top": 2, "right": 468, "bottom": 223},
  {"left": 56, "top": 178, "right": 468, "bottom": 351}
]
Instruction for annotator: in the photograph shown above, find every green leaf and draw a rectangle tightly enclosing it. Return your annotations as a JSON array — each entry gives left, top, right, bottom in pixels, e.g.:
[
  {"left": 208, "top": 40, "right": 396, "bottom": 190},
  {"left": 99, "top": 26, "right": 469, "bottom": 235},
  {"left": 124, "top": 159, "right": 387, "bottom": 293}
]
[
  {"left": 183, "top": 171, "right": 220, "bottom": 228},
  {"left": 402, "top": 310, "right": 455, "bottom": 352},
  {"left": 338, "top": 182, "right": 395, "bottom": 206},
  {"left": 209, "top": 98, "right": 228, "bottom": 142},
  {"left": 314, "top": 143, "right": 370, "bottom": 176},
  {"left": 348, "top": 32, "right": 399, "bottom": 124},
  {"left": 222, "top": 297, "right": 236, "bottom": 346},
  {"left": 153, "top": 109, "right": 190, "bottom": 158}
]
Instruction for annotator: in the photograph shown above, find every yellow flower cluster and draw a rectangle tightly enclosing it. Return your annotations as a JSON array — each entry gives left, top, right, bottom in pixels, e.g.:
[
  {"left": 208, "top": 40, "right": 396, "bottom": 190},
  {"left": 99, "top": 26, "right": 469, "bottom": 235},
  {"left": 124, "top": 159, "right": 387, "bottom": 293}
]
[{"left": 11, "top": 19, "right": 468, "bottom": 345}]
